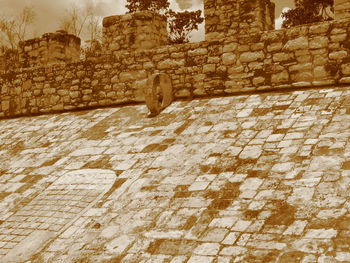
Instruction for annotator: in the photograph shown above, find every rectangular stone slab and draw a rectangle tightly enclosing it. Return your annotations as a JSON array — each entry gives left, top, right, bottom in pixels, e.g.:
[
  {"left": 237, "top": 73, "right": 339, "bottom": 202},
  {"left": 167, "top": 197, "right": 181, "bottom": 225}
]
[{"left": 1, "top": 230, "right": 54, "bottom": 262}]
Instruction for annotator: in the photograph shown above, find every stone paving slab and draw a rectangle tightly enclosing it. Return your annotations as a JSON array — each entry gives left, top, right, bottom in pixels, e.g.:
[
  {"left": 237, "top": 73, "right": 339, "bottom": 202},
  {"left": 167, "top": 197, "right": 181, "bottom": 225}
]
[
  {"left": 0, "top": 86, "right": 350, "bottom": 262},
  {"left": 0, "top": 169, "right": 116, "bottom": 261}
]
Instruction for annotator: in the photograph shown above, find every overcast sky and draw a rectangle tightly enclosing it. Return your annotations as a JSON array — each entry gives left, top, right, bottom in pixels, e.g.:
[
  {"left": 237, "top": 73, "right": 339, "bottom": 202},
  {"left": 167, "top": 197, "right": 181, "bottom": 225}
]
[{"left": 0, "top": 0, "right": 295, "bottom": 42}]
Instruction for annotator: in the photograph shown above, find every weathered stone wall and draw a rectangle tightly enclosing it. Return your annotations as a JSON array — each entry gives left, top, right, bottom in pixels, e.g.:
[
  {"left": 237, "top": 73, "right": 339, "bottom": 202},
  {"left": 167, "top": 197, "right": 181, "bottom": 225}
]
[
  {"left": 204, "top": 0, "right": 275, "bottom": 41},
  {"left": 1, "top": 18, "right": 350, "bottom": 118},
  {"left": 103, "top": 11, "right": 168, "bottom": 52},
  {"left": 0, "top": 49, "right": 19, "bottom": 74},
  {"left": 335, "top": 0, "right": 350, "bottom": 20},
  {"left": 19, "top": 30, "right": 81, "bottom": 67},
  {"left": 1, "top": 1, "right": 350, "bottom": 119},
  {"left": 0, "top": 54, "right": 5, "bottom": 73}
]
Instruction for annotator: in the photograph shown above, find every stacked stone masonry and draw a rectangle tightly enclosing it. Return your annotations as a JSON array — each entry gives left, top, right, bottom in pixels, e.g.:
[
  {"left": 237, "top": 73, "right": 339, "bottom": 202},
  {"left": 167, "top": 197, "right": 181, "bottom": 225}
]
[
  {"left": 0, "top": 54, "right": 5, "bottom": 72},
  {"left": 103, "top": 11, "right": 168, "bottom": 52},
  {"left": 18, "top": 30, "right": 81, "bottom": 68},
  {"left": 335, "top": 0, "right": 350, "bottom": 20},
  {"left": 0, "top": 0, "right": 350, "bottom": 118},
  {"left": 204, "top": 0, "right": 275, "bottom": 41}
]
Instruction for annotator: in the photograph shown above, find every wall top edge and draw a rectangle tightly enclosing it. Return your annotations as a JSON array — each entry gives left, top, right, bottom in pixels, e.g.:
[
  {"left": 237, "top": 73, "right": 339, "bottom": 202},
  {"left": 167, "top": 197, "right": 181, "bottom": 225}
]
[
  {"left": 19, "top": 30, "right": 81, "bottom": 47},
  {"left": 102, "top": 10, "right": 167, "bottom": 27},
  {"left": 2, "top": 17, "right": 350, "bottom": 76}
]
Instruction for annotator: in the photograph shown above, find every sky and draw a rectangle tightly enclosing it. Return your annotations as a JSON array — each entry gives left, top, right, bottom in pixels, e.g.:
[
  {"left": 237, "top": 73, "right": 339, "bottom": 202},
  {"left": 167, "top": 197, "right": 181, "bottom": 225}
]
[{"left": 0, "top": 0, "right": 295, "bottom": 42}]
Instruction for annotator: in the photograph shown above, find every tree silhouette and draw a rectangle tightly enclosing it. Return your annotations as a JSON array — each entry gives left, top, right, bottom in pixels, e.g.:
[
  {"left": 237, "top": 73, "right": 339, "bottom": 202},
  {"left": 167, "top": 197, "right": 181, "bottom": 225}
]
[
  {"left": 0, "top": 6, "right": 36, "bottom": 49},
  {"left": 126, "top": 0, "right": 170, "bottom": 13},
  {"left": 125, "top": 0, "right": 203, "bottom": 44},
  {"left": 59, "top": 3, "right": 102, "bottom": 58},
  {"left": 167, "top": 10, "right": 203, "bottom": 44},
  {"left": 282, "top": 0, "right": 334, "bottom": 28}
]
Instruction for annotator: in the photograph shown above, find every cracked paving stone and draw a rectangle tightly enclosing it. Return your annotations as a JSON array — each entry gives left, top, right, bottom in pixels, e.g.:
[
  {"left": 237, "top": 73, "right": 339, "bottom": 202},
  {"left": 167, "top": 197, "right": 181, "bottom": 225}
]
[{"left": 0, "top": 86, "right": 350, "bottom": 262}]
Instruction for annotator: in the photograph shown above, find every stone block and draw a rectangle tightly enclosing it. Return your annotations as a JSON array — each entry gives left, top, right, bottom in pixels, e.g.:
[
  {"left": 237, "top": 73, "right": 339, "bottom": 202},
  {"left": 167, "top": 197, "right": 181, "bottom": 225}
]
[
  {"left": 314, "top": 66, "right": 329, "bottom": 78},
  {"left": 203, "top": 64, "right": 216, "bottom": 73},
  {"left": 253, "top": 77, "right": 265, "bottom": 86},
  {"left": 329, "top": 50, "right": 348, "bottom": 60},
  {"left": 271, "top": 70, "right": 289, "bottom": 84},
  {"left": 188, "top": 48, "right": 208, "bottom": 57},
  {"left": 330, "top": 33, "right": 348, "bottom": 42},
  {"left": 175, "top": 89, "right": 191, "bottom": 98},
  {"left": 1, "top": 230, "right": 55, "bottom": 262},
  {"left": 239, "top": 51, "right": 265, "bottom": 63},
  {"left": 267, "top": 42, "right": 283, "bottom": 52},
  {"left": 291, "top": 71, "right": 313, "bottom": 82},
  {"left": 1, "top": 100, "right": 9, "bottom": 111},
  {"left": 69, "top": 91, "right": 80, "bottom": 99},
  {"left": 309, "top": 23, "right": 330, "bottom": 35},
  {"left": 340, "top": 77, "right": 350, "bottom": 83},
  {"left": 57, "top": 89, "right": 68, "bottom": 96},
  {"left": 105, "top": 235, "right": 135, "bottom": 255},
  {"left": 223, "top": 43, "right": 238, "bottom": 53},
  {"left": 239, "top": 145, "right": 262, "bottom": 159},
  {"left": 273, "top": 52, "right": 294, "bottom": 62},
  {"left": 309, "top": 36, "right": 329, "bottom": 49},
  {"left": 283, "top": 37, "right": 308, "bottom": 51},
  {"left": 251, "top": 42, "right": 264, "bottom": 51},
  {"left": 335, "top": 0, "right": 350, "bottom": 20},
  {"left": 341, "top": 63, "right": 350, "bottom": 75},
  {"left": 52, "top": 104, "right": 64, "bottom": 111},
  {"left": 289, "top": 63, "right": 313, "bottom": 72},
  {"left": 222, "top": 53, "right": 236, "bottom": 65},
  {"left": 313, "top": 56, "right": 327, "bottom": 67},
  {"left": 158, "top": 59, "right": 185, "bottom": 70}
]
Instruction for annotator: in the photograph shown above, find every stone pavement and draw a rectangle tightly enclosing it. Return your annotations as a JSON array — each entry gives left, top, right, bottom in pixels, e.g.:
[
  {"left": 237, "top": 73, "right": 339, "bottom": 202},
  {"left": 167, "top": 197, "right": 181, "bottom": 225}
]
[{"left": 0, "top": 86, "right": 349, "bottom": 262}]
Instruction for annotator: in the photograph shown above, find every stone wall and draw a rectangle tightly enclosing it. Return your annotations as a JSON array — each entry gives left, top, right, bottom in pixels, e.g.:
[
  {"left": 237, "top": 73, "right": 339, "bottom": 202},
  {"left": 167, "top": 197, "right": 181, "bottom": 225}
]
[
  {"left": 1, "top": 0, "right": 350, "bottom": 119},
  {"left": 2, "top": 17, "right": 350, "bottom": 118},
  {"left": 103, "top": 11, "right": 168, "bottom": 52},
  {"left": 0, "top": 54, "right": 5, "bottom": 73},
  {"left": 204, "top": 0, "right": 275, "bottom": 41},
  {"left": 0, "top": 49, "right": 19, "bottom": 74},
  {"left": 335, "top": 0, "right": 350, "bottom": 20},
  {"left": 19, "top": 30, "right": 81, "bottom": 67}
]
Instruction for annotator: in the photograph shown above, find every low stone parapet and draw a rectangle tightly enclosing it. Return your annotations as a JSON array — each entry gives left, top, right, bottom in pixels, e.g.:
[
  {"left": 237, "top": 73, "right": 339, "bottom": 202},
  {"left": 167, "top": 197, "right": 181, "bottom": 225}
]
[{"left": 19, "top": 30, "right": 81, "bottom": 67}]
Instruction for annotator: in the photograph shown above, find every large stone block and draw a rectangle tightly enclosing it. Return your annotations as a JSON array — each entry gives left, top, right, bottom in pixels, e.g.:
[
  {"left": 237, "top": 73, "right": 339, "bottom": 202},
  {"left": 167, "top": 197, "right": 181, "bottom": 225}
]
[
  {"left": 240, "top": 51, "right": 265, "bottom": 63},
  {"left": 283, "top": 37, "right": 309, "bottom": 51},
  {"left": 335, "top": 0, "right": 350, "bottom": 20},
  {"left": 157, "top": 59, "right": 185, "bottom": 70},
  {"left": 309, "top": 36, "right": 329, "bottom": 49},
  {"left": 1, "top": 230, "right": 55, "bottom": 262},
  {"left": 222, "top": 53, "right": 236, "bottom": 65},
  {"left": 271, "top": 70, "right": 289, "bottom": 84}
]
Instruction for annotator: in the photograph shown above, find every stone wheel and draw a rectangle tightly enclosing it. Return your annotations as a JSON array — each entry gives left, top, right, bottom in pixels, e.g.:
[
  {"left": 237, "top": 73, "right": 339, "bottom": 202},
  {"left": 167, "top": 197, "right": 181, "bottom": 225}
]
[{"left": 145, "top": 73, "right": 173, "bottom": 117}]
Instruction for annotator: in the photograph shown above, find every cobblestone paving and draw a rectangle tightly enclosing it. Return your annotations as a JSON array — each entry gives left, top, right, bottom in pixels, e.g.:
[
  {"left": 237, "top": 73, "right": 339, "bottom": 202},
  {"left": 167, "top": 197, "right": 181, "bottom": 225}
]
[
  {"left": 0, "top": 169, "right": 116, "bottom": 259},
  {"left": 0, "top": 87, "right": 350, "bottom": 262}
]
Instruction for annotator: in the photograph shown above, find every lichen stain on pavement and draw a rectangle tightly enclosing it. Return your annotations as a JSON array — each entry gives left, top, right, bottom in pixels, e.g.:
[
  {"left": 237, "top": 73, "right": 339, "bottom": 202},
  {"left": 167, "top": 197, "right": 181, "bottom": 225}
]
[{"left": 265, "top": 201, "right": 296, "bottom": 226}]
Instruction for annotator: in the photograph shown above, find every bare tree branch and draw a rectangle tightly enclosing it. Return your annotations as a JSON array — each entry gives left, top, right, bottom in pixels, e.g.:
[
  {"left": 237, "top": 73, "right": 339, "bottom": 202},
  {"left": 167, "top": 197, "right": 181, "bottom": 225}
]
[{"left": 0, "top": 6, "right": 36, "bottom": 49}]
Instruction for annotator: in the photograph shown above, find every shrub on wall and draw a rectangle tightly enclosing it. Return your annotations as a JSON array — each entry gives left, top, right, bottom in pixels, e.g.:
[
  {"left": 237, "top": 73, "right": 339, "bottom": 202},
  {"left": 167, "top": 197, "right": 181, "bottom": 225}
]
[
  {"left": 125, "top": 0, "right": 204, "bottom": 44},
  {"left": 282, "top": 0, "right": 334, "bottom": 28}
]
